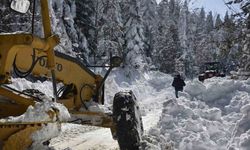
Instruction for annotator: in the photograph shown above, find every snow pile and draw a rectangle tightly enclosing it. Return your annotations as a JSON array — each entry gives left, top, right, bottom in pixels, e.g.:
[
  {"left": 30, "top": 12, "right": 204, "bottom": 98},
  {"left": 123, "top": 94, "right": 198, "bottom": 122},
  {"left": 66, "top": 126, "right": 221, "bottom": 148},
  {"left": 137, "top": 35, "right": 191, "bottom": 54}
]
[
  {"left": 1, "top": 78, "right": 71, "bottom": 123},
  {"left": 105, "top": 69, "right": 174, "bottom": 123},
  {"left": 185, "top": 78, "right": 243, "bottom": 104},
  {"left": 0, "top": 77, "right": 71, "bottom": 150},
  {"left": 10, "top": 78, "right": 55, "bottom": 98},
  {"left": 0, "top": 89, "right": 71, "bottom": 149},
  {"left": 0, "top": 101, "right": 70, "bottom": 123},
  {"left": 105, "top": 69, "right": 172, "bottom": 105},
  {"left": 228, "top": 104, "right": 250, "bottom": 150},
  {"left": 146, "top": 77, "right": 250, "bottom": 150},
  {"left": 158, "top": 98, "right": 226, "bottom": 149},
  {"left": 0, "top": 100, "right": 71, "bottom": 150},
  {"left": 30, "top": 123, "right": 61, "bottom": 150},
  {"left": 200, "top": 78, "right": 242, "bottom": 104},
  {"left": 184, "top": 79, "right": 206, "bottom": 99}
]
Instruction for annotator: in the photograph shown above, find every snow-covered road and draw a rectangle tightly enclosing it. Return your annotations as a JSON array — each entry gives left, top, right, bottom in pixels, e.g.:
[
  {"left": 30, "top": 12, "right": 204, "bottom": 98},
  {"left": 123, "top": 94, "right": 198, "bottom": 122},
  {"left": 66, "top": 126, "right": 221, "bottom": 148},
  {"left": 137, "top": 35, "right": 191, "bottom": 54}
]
[
  {"left": 50, "top": 108, "right": 163, "bottom": 150},
  {"left": 50, "top": 79, "right": 171, "bottom": 149},
  {"left": 5, "top": 70, "right": 250, "bottom": 150},
  {"left": 50, "top": 125, "right": 119, "bottom": 150},
  {"left": 51, "top": 73, "right": 250, "bottom": 150}
]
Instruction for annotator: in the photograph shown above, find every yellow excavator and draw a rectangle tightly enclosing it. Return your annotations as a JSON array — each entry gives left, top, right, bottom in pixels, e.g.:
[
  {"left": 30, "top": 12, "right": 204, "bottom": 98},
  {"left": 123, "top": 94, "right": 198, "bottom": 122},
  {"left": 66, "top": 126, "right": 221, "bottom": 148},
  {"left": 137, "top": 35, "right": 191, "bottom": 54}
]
[{"left": 0, "top": 0, "right": 143, "bottom": 149}]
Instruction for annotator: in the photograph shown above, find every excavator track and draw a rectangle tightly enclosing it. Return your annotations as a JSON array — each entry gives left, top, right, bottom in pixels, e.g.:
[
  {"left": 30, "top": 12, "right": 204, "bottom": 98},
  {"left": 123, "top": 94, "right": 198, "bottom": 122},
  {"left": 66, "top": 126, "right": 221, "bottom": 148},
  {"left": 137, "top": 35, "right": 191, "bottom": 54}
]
[
  {"left": 0, "top": 86, "right": 63, "bottom": 150},
  {"left": 0, "top": 122, "right": 49, "bottom": 150}
]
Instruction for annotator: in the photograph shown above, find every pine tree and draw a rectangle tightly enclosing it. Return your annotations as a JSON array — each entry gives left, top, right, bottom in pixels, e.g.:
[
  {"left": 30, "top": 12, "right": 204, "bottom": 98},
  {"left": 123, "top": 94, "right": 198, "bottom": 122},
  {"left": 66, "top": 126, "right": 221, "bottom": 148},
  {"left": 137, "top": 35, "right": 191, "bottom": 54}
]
[
  {"left": 193, "top": 8, "right": 207, "bottom": 66},
  {"left": 153, "top": 0, "right": 182, "bottom": 73},
  {"left": 94, "top": 0, "right": 124, "bottom": 65},
  {"left": 226, "top": 0, "right": 250, "bottom": 78},
  {"left": 205, "top": 11, "right": 214, "bottom": 33},
  {"left": 178, "top": 0, "right": 189, "bottom": 75},
  {"left": 203, "top": 11, "right": 216, "bottom": 63},
  {"left": 197, "top": 7, "right": 206, "bottom": 33},
  {"left": 184, "top": 9, "right": 198, "bottom": 77},
  {"left": 157, "top": 0, "right": 169, "bottom": 21},
  {"left": 75, "top": 0, "right": 96, "bottom": 63},
  {"left": 218, "top": 12, "right": 236, "bottom": 67},
  {"left": 153, "top": 0, "right": 169, "bottom": 72},
  {"left": 120, "top": 0, "right": 147, "bottom": 70},
  {"left": 50, "top": 0, "right": 78, "bottom": 55},
  {"left": 178, "top": 0, "right": 188, "bottom": 49},
  {"left": 215, "top": 14, "right": 223, "bottom": 29},
  {"left": 237, "top": 0, "right": 250, "bottom": 77},
  {"left": 140, "top": 0, "right": 158, "bottom": 58}
]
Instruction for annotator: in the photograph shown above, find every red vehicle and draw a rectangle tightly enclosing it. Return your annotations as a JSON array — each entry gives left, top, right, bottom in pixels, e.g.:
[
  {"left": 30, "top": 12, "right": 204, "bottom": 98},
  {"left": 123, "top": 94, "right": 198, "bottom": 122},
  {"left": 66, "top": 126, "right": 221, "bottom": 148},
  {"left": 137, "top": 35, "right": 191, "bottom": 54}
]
[{"left": 198, "top": 62, "right": 225, "bottom": 82}]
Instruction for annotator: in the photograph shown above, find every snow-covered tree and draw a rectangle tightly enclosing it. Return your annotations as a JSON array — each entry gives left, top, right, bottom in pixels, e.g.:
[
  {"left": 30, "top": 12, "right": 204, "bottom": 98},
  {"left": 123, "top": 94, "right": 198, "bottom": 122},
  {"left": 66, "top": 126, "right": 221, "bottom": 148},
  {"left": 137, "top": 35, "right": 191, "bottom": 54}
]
[
  {"left": 193, "top": 8, "right": 207, "bottom": 65},
  {"left": 217, "top": 12, "right": 237, "bottom": 68},
  {"left": 215, "top": 14, "right": 223, "bottom": 29},
  {"left": 196, "top": 7, "right": 206, "bottom": 33},
  {"left": 120, "top": 0, "right": 147, "bottom": 71},
  {"left": 178, "top": 0, "right": 196, "bottom": 77},
  {"left": 229, "top": 0, "right": 250, "bottom": 77},
  {"left": 205, "top": 11, "right": 214, "bottom": 33},
  {"left": 140, "top": 0, "right": 158, "bottom": 58},
  {"left": 0, "top": 1, "right": 32, "bottom": 33},
  {"left": 74, "top": 0, "right": 99, "bottom": 64},
  {"left": 50, "top": 0, "right": 79, "bottom": 55},
  {"left": 153, "top": 0, "right": 182, "bottom": 73},
  {"left": 92, "top": 0, "right": 124, "bottom": 65},
  {"left": 2, "top": 0, "right": 249, "bottom": 78},
  {"left": 178, "top": 0, "right": 188, "bottom": 49}
]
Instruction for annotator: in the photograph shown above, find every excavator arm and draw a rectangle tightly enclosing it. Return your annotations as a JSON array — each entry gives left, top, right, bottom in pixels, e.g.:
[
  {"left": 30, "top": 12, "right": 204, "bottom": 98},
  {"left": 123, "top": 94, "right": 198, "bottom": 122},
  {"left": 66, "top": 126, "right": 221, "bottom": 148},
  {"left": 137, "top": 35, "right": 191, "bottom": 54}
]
[
  {"left": 0, "top": 1, "right": 113, "bottom": 149},
  {"left": 0, "top": 0, "right": 106, "bottom": 114},
  {"left": 0, "top": 0, "right": 143, "bottom": 150}
]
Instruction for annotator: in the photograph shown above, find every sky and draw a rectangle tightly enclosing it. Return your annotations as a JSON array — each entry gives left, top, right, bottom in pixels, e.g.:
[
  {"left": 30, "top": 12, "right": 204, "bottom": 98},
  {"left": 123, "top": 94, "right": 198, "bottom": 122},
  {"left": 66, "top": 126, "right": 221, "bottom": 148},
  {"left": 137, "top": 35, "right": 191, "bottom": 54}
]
[
  {"left": 156, "top": 0, "right": 240, "bottom": 16},
  {"left": 189, "top": 0, "right": 238, "bottom": 16}
]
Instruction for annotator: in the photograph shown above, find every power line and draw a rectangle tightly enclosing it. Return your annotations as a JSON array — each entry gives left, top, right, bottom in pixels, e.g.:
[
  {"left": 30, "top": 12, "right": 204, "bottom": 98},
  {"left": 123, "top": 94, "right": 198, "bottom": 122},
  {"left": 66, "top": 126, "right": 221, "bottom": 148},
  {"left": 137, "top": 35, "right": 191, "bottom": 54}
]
[
  {"left": 223, "top": 0, "right": 238, "bottom": 14},
  {"left": 223, "top": 0, "right": 245, "bottom": 19}
]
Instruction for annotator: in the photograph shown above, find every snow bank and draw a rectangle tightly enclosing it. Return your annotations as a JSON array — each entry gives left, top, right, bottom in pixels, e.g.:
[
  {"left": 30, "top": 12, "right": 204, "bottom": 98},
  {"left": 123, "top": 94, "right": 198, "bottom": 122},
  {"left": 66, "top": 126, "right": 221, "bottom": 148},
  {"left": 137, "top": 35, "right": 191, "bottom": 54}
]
[
  {"left": 185, "top": 78, "right": 244, "bottom": 107},
  {"left": 149, "top": 77, "right": 250, "bottom": 150},
  {"left": 228, "top": 104, "right": 250, "bottom": 150},
  {"left": 105, "top": 69, "right": 174, "bottom": 119},
  {"left": 105, "top": 69, "right": 172, "bottom": 105},
  {"left": 184, "top": 79, "right": 206, "bottom": 99}
]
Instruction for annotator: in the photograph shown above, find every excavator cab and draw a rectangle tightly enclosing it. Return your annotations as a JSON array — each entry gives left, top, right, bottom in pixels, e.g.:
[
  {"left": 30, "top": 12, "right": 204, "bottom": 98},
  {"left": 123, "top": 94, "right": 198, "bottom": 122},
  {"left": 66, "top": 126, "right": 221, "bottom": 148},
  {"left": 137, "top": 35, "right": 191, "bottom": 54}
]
[{"left": 0, "top": 0, "right": 143, "bottom": 149}]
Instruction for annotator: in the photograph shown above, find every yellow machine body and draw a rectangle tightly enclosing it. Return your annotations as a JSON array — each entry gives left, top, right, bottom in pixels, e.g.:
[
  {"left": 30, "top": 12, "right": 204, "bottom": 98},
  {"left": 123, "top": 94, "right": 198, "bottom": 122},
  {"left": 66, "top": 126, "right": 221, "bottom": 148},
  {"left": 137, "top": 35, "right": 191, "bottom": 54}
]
[{"left": 0, "top": 0, "right": 114, "bottom": 149}]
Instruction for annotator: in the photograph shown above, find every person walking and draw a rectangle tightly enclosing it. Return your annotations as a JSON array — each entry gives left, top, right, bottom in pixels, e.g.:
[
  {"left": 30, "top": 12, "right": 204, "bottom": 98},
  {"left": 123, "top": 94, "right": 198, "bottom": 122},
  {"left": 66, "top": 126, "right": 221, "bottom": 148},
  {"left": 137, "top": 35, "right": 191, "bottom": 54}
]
[{"left": 172, "top": 74, "right": 186, "bottom": 98}]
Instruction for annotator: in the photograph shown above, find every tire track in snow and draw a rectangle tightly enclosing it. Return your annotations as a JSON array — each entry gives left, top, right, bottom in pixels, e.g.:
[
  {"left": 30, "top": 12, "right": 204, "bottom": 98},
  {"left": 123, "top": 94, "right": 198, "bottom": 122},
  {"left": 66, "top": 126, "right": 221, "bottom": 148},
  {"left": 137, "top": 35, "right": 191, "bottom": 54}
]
[{"left": 51, "top": 125, "right": 118, "bottom": 150}]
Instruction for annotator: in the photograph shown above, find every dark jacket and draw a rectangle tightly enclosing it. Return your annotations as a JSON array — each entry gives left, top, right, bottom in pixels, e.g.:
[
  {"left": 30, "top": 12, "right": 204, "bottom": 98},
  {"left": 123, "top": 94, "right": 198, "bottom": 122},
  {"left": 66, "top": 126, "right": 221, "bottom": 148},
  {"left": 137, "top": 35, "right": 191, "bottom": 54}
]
[{"left": 172, "top": 75, "right": 186, "bottom": 91}]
